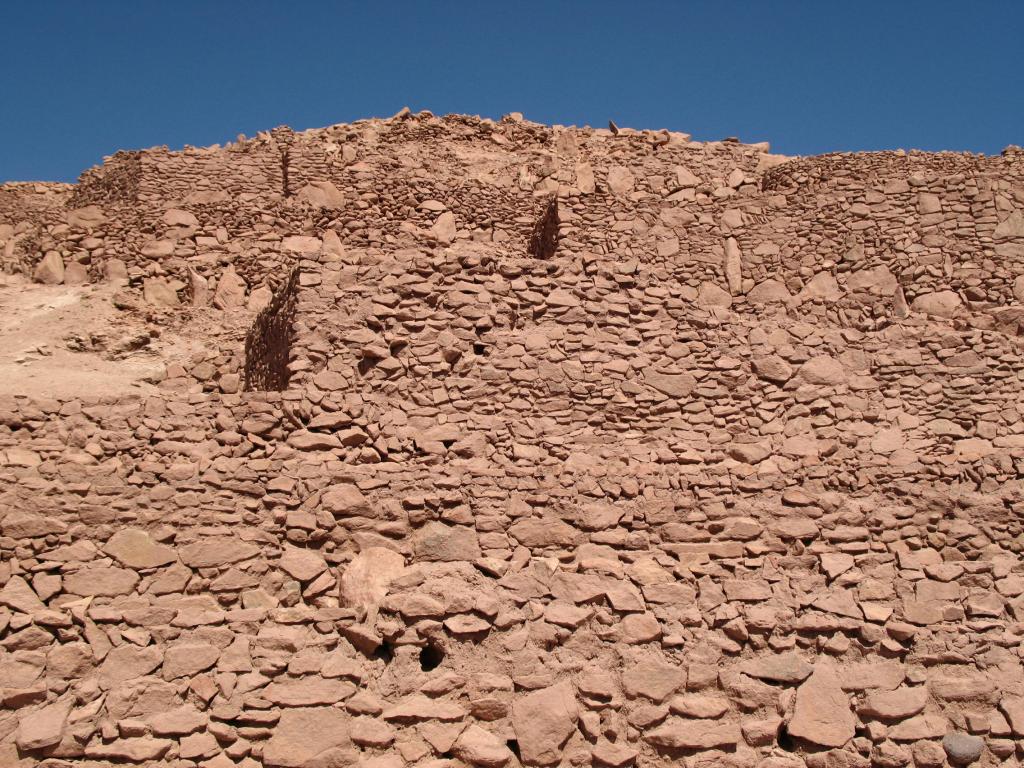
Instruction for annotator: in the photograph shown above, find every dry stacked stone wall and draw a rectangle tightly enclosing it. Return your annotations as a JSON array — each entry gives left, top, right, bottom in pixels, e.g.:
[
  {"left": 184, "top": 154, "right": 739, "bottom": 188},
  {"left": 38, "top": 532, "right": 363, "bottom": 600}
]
[{"left": 1, "top": 112, "right": 1024, "bottom": 768}]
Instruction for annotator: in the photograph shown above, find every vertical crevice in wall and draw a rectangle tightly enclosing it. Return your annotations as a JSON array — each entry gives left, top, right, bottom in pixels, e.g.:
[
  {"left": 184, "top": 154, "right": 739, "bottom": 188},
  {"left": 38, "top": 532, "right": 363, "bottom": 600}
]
[
  {"left": 528, "top": 195, "right": 559, "bottom": 259},
  {"left": 270, "top": 126, "right": 295, "bottom": 199},
  {"left": 243, "top": 266, "right": 299, "bottom": 391},
  {"left": 281, "top": 146, "right": 292, "bottom": 198}
]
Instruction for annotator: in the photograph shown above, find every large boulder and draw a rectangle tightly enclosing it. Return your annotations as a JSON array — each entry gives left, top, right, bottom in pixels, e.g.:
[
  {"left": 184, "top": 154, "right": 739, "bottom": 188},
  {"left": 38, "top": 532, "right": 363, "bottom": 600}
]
[
  {"left": 297, "top": 180, "right": 345, "bottom": 209},
  {"left": 34, "top": 251, "right": 64, "bottom": 284}
]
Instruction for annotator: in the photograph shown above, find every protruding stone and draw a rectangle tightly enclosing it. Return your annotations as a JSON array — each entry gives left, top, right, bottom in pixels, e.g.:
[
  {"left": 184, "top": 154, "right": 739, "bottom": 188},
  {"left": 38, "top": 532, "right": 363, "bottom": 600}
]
[
  {"left": 943, "top": 733, "right": 985, "bottom": 765},
  {"left": 34, "top": 251, "right": 65, "bottom": 284}
]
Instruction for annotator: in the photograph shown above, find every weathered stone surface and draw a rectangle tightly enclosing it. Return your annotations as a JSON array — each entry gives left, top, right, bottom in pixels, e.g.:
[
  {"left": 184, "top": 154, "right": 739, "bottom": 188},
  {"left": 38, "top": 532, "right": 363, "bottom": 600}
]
[
  {"left": 454, "top": 724, "right": 514, "bottom": 767},
  {"left": 740, "top": 652, "right": 813, "bottom": 684},
  {"left": 911, "top": 290, "right": 962, "bottom": 317},
  {"left": 212, "top": 265, "right": 247, "bottom": 309},
  {"left": 162, "top": 642, "right": 221, "bottom": 679},
  {"left": 858, "top": 686, "right": 927, "bottom": 720},
  {"left": 179, "top": 537, "right": 259, "bottom": 567},
  {"left": 85, "top": 737, "right": 173, "bottom": 762},
  {"left": 644, "top": 368, "right": 696, "bottom": 398},
  {"left": 97, "top": 644, "right": 164, "bottom": 687},
  {"left": 278, "top": 544, "right": 328, "bottom": 581},
  {"left": 297, "top": 180, "right": 345, "bottom": 208},
  {"left": 512, "top": 681, "right": 579, "bottom": 765},
  {"left": 788, "top": 663, "right": 856, "bottom": 748},
  {"left": 0, "top": 576, "right": 47, "bottom": 614},
  {"left": 645, "top": 718, "right": 741, "bottom": 750},
  {"left": 262, "top": 706, "right": 355, "bottom": 768},
  {"left": 943, "top": 733, "right": 985, "bottom": 765},
  {"left": 412, "top": 521, "right": 481, "bottom": 561},
  {"left": 341, "top": 546, "right": 406, "bottom": 612},
  {"left": 606, "top": 166, "right": 635, "bottom": 196},
  {"left": 15, "top": 700, "right": 70, "bottom": 750},
  {"left": 63, "top": 566, "right": 139, "bottom": 596},
  {"left": 34, "top": 251, "right": 64, "bottom": 284},
  {"left": 621, "top": 657, "right": 685, "bottom": 701},
  {"left": 103, "top": 528, "right": 177, "bottom": 569}
]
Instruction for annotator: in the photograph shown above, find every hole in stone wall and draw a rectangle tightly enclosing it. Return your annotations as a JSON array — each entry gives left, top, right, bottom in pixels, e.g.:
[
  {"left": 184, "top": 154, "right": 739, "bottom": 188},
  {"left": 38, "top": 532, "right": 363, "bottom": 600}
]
[
  {"left": 372, "top": 639, "right": 394, "bottom": 664},
  {"left": 506, "top": 740, "right": 521, "bottom": 760},
  {"left": 419, "top": 641, "right": 445, "bottom": 671},
  {"left": 776, "top": 723, "right": 795, "bottom": 752},
  {"left": 357, "top": 357, "right": 378, "bottom": 376}
]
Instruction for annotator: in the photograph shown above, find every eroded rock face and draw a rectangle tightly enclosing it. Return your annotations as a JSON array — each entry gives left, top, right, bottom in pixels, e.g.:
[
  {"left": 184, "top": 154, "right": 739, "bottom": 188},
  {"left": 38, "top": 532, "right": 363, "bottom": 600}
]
[{"left": 1, "top": 113, "right": 1024, "bottom": 768}]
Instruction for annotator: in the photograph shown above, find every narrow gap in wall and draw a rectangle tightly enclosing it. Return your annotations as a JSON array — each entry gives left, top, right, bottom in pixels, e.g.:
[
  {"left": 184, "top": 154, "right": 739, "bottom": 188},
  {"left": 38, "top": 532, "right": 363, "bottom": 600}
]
[
  {"left": 281, "top": 147, "right": 291, "bottom": 198},
  {"left": 527, "top": 195, "right": 559, "bottom": 259},
  {"left": 372, "top": 639, "right": 394, "bottom": 663}
]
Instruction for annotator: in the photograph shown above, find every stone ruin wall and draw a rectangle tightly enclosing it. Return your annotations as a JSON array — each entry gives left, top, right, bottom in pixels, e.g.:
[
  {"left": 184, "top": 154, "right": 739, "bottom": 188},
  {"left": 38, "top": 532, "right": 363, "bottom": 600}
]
[{"left": 1, "top": 112, "right": 1024, "bottom": 768}]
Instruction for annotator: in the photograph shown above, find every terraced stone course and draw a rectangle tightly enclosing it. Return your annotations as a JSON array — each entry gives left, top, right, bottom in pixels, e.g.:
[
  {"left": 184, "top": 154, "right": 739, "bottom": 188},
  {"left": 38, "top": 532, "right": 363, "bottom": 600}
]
[{"left": 1, "top": 109, "right": 1024, "bottom": 768}]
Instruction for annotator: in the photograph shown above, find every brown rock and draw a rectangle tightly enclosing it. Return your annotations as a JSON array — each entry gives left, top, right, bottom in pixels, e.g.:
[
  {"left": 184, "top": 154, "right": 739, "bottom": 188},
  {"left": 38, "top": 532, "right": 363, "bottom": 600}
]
[
  {"left": 911, "top": 290, "right": 962, "bottom": 318},
  {"left": 103, "top": 528, "right": 177, "bottom": 569},
  {"left": 143, "top": 277, "right": 179, "bottom": 306},
  {"left": 412, "top": 521, "right": 481, "bottom": 561},
  {"left": 278, "top": 544, "right": 328, "bottom": 582},
  {"left": 511, "top": 680, "right": 579, "bottom": 765},
  {"left": 453, "top": 724, "right": 514, "bottom": 767},
  {"left": 162, "top": 642, "right": 221, "bottom": 679},
  {"left": 34, "top": 251, "right": 65, "bottom": 284},
  {"left": 621, "top": 657, "right": 685, "bottom": 702},
  {"left": 15, "top": 700, "right": 70, "bottom": 750},
  {"left": 643, "top": 368, "right": 696, "bottom": 398},
  {"left": 798, "top": 355, "right": 846, "bottom": 386},
  {"left": 85, "top": 737, "right": 173, "bottom": 762},
  {"left": 263, "top": 676, "right": 356, "bottom": 706},
  {"left": 340, "top": 546, "right": 406, "bottom": 614},
  {"left": 212, "top": 265, "right": 247, "bottom": 309},
  {"left": 858, "top": 686, "right": 927, "bottom": 720},
  {"left": 0, "top": 576, "right": 47, "bottom": 614},
  {"left": 97, "top": 644, "right": 163, "bottom": 687},
  {"left": 180, "top": 537, "right": 259, "bottom": 568},
  {"left": 645, "top": 718, "right": 741, "bottom": 750},
  {"left": 752, "top": 355, "right": 793, "bottom": 384},
  {"left": 262, "top": 706, "right": 355, "bottom": 768},
  {"left": 788, "top": 663, "right": 855, "bottom": 748},
  {"left": 297, "top": 180, "right": 345, "bottom": 209},
  {"left": 63, "top": 566, "right": 139, "bottom": 597},
  {"left": 740, "top": 651, "right": 813, "bottom": 684}
]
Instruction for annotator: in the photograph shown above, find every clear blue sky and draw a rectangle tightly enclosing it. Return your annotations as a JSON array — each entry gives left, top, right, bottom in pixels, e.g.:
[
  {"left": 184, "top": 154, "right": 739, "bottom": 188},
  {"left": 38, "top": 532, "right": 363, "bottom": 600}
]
[{"left": 2, "top": 1, "right": 1022, "bottom": 183}]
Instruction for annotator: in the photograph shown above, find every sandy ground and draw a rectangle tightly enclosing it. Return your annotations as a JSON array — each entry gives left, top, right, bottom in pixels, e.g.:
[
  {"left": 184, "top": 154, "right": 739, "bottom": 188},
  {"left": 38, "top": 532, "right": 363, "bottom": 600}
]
[{"left": 0, "top": 276, "right": 205, "bottom": 399}]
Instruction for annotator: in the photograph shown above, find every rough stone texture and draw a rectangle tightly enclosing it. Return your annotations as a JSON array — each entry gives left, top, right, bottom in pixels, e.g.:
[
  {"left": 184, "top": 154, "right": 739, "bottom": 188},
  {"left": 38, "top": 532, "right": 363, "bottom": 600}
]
[
  {"left": 1, "top": 112, "right": 1024, "bottom": 768},
  {"left": 512, "top": 681, "right": 579, "bottom": 765},
  {"left": 788, "top": 663, "right": 856, "bottom": 747}
]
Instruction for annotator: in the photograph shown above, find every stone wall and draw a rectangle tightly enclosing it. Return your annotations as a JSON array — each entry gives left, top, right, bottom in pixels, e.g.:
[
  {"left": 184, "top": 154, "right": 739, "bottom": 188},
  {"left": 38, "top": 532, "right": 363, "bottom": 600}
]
[{"left": 1, "top": 112, "right": 1024, "bottom": 768}]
